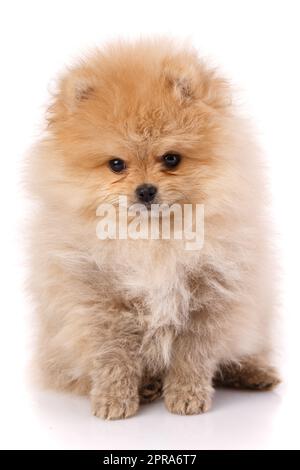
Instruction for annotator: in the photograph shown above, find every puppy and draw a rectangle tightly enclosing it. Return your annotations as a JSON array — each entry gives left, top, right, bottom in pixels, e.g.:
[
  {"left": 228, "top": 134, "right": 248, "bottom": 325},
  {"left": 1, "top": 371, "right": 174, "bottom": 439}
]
[{"left": 27, "top": 39, "right": 280, "bottom": 419}]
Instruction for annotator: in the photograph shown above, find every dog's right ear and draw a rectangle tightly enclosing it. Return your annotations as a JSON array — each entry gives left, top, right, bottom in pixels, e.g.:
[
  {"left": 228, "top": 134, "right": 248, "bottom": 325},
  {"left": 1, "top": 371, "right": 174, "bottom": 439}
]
[
  {"left": 59, "top": 68, "right": 96, "bottom": 112},
  {"left": 47, "top": 67, "right": 97, "bottom": 126},
  {"left": 47, "top": 67, "right": 97, "bottom": 127}
]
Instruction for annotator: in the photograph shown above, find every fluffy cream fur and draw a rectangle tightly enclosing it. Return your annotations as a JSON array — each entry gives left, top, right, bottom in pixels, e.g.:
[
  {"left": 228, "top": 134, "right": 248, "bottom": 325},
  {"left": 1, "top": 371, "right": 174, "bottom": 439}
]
[{"left": 27, "top": 39, "right": 280, "bottom": 419}]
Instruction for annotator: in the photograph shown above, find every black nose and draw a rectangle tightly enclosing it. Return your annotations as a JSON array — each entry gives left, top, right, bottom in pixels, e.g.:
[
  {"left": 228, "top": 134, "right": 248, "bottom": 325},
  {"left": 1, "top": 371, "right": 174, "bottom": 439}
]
[{"left": 136, "top": 184, "right": 157, "bottom": 203}]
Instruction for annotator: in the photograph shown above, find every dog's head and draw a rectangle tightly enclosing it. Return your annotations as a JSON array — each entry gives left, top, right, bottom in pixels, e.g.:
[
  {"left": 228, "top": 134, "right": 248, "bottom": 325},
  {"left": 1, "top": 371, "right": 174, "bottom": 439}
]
[{"left": 45, "top": 40, "right": 232, "bottom": 218}]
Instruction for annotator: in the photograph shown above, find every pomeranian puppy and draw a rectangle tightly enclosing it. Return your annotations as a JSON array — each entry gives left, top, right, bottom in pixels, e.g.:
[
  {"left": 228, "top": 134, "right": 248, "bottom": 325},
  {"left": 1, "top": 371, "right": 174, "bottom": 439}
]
[{"left": 27, "top": 39, "right": 280, "bottom": 419}]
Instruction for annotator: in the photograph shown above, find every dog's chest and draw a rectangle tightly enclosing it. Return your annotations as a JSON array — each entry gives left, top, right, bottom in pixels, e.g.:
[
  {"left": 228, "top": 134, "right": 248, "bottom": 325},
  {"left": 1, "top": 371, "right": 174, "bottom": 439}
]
[
  {"left": 94, "top": 239, "right": 199, "bottom": 370},
  {"left": 111, "top": 240, "right": 194, "bottom": 328}
]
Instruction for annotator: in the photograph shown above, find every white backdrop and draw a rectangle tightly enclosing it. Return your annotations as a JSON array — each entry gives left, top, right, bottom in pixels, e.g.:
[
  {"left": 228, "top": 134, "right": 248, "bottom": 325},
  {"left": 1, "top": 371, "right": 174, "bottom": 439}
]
[{"left": 0, "top": 0, "right": 299, "bottom": 450}]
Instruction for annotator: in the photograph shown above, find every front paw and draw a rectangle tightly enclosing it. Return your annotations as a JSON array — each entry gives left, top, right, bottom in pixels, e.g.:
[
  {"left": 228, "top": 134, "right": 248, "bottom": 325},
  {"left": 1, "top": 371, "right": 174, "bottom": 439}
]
[
  {"left": 164, "top": 385, "right": 213, "bottom": 416},
  {"left": 91, "top": 394, "right": 139, "bottom": 420}
]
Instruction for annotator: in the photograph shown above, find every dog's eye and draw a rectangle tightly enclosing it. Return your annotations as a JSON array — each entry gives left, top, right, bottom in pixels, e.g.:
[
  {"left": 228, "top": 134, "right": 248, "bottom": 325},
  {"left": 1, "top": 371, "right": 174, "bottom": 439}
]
[
  {"left": 162, "top": 153, "right": 181, "bottom": 169},
  {"left": 108, "top": 158, "right": 126, "bottom": 173}
]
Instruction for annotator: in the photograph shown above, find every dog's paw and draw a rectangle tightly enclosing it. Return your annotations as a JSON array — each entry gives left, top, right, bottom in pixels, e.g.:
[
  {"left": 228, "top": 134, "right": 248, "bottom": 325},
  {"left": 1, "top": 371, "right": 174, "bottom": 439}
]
[
  {"left": 164, "top": 387, "right": 212, "bottom": 415},
  {"left": 215, "top": 361, "right": 281, "bottom": 391},
  {"left": 139, "top": 376, "right": 163, "bottom": 404},
  {"left": 239, "top": 365, "right": 281, "bottom": 391},
  {"left": 91, "top": 395, "right": 139, "bottom": 420}
]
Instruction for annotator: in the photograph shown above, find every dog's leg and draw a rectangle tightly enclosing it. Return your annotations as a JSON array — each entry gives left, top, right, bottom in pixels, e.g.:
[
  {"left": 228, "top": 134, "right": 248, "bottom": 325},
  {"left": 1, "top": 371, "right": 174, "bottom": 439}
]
[
  {"left": 90, "top": 309, "right": 143, "bottom": 420},
  {"left": 164, "top": 326, "right": 216, "bottom": 415}
]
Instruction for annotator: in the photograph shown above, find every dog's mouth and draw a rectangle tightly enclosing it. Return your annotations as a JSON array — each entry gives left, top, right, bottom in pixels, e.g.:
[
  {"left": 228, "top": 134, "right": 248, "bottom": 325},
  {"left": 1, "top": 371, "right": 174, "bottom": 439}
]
[
  {"left": 142, "top": 202, "right": 154, "bottom": 211},
  {"left": 118, "top": 195, "right": 185, "bottom": 212},
  {"left": 133, "top": 199, "right": 184, "bottom": 211},
  {"left": 133, "top": 198, "right": 160, "bottom": 210}
]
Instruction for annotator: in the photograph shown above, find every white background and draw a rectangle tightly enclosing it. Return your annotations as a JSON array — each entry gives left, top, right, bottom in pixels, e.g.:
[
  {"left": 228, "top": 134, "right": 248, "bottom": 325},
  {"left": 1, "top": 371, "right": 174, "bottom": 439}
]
[{"left": 0, "top": 0, "right": 299, "bottom": 450}]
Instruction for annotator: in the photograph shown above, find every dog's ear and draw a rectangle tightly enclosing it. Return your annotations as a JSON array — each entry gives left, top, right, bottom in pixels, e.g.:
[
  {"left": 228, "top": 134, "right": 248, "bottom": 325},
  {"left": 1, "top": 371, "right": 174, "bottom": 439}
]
[
  {"left": 164, "top": 66, "right": 195, "bottom": 103},
  {"left": 196, "top": 69, "right": 231, "bottom": 110},
  {"left": 59, "top": 68, "right": 96, "bottom": 112},
  {"left": 165, "top": 61, "right": 231, "bottom": 110},
  {"left": 171, "top": 76, "right": 195, "bottom": 102},
  {"left": 47, "top": 67, "right": 97, "bottom": 126}
]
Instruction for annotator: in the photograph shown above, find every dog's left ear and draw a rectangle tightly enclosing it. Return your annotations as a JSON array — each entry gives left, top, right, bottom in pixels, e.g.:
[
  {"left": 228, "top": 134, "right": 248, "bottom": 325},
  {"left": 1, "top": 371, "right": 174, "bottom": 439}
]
[
  {"left": 165, "top": 62, "right": 231, "bottom": 110},
  {"left": 196, "top": 68, "right": 232, "bottom": 110},
  {"left": 172, "top": 76, "right": 194, "bottom": 102}
]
